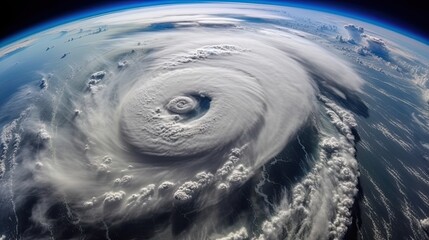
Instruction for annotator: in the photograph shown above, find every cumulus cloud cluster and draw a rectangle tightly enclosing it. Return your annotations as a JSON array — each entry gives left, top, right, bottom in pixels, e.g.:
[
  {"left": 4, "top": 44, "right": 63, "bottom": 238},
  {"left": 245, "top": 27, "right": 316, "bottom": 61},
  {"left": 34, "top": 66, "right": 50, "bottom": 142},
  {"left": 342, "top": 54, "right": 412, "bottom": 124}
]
[
  {"left": 421, "top": 218, "right": 429, "bottom": 233},
  {"left": 319, "top": 95, "right": 358, "bottom": 141},
  {"left": 344, "top": 24, "right": 364, "bottom": 44},
  {"left": 341, "top": 24, "right": 391, "bottom": 60},
  {"left": 364, "top": 35, "right": 390, "bottom": 60},
  {"left": 254, "top": 96, "right": 359, "bottom": 240},
  {"left": 216, "top": 227, "right": 248, "bottom": 240}
]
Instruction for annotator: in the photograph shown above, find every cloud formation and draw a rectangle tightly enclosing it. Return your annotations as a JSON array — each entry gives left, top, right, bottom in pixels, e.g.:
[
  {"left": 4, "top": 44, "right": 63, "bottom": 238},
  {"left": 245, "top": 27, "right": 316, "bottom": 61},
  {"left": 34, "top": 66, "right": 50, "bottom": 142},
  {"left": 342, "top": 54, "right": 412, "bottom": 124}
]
[
  {"left": 344, "top": 24, "right": 364, "bottom": 44},
  {"left": 421, "top": 218, "right": 429, "bottom": 233},
  {"left": 254, "top": 96, "right": 359, "bottom": 240},
  {"left": 0, "top": 4, "right": 364, "bottom": 239}
]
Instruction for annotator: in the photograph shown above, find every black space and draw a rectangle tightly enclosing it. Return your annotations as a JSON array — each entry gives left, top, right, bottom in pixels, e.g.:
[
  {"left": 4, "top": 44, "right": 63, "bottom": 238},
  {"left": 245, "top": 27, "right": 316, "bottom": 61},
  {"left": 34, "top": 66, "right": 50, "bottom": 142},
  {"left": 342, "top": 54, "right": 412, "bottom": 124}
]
[{"left": 1, "top": 0, "right": 428, "bottom": 43}]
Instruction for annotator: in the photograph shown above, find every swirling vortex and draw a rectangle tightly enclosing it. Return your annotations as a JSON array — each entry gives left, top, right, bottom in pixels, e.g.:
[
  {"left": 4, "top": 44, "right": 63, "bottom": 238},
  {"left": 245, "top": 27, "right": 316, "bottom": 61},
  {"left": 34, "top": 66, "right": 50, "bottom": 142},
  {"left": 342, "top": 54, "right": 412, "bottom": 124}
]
[{"left": 0, "top": 5, "right": 365, "bottom": 240}]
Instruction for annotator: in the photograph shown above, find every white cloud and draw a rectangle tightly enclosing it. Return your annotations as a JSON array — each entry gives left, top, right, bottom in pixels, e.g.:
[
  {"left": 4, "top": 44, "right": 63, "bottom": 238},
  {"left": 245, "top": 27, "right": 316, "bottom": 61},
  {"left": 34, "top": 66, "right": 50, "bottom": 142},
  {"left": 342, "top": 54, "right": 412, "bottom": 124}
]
[
  {"left": 364, "top": 35, "right": 390, "bottom": 60},
  {"left": 174, "top": 172, "right": 213, "bottom": 201},
  {"left": 113, "top": 175, "right": 133, "bottom": 186},
  {"left": 174, "top": 181, "right": 200, "bottom": 201},
  {"left": 164, "top": 44, "right": 247, "bottom": 68},
  {"left": 216, "top": 227, "right": 248, "bottom": 240},
  {"left": 104, "top": 191, "right": 126, "bottom": 205},
  {"left": 344, "top": 24, "right": 364, "bottom": 44},
  {"left": 255, "top": 96, "right": 359, "bottom": 240},
  {"left": 226, "top": 164, "right": 249, "bottom": 184},
  {"left": 0, "top": 120, "right": 18, "bottom": 178},
  {"left": 37, "top": 126, "right": 51, "bottom": 142},
  {"left": 420, "top": 218, "right": 429, "bottom": 232},
  {"left": 90, "top": 71, "right": 107, "bottom": 80},
  {"left": 158, "top": 181, "right": 175, "bottom": 191},
  {"left": 319, "top": 95, "right": 357, "bottom": 142}
]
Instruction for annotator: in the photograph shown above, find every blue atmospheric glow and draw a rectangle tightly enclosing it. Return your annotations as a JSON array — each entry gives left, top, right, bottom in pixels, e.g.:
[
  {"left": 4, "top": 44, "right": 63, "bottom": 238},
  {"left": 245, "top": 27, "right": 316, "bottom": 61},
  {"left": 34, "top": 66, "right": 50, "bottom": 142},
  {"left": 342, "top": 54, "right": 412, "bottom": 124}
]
[{"left": 1, "top": 0, "right": 428, "bottom": 48}]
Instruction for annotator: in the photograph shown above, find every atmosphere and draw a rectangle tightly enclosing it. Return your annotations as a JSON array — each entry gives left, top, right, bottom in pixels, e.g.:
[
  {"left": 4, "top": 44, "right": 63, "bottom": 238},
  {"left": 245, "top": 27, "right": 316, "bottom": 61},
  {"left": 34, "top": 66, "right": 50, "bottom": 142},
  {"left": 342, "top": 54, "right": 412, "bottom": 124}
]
[{"left": 1, "top": 0, "right": 428, "bottom": 43}]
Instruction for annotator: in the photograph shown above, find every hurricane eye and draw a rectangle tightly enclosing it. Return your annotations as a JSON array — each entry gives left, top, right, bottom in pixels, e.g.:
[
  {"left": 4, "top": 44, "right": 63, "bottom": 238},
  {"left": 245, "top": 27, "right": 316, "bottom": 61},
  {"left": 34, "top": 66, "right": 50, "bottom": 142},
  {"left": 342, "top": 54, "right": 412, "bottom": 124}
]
[{"left": 166, "top": 96, "right": 197, "bottom": 114}]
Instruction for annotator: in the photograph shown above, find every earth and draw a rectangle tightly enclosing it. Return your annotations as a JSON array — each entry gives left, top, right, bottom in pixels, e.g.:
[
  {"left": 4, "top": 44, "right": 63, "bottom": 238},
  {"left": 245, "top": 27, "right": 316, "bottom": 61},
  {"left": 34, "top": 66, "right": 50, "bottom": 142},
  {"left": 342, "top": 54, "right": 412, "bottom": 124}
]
[{"left": 0, "top": 2, "right": 429, "bottom": 240}]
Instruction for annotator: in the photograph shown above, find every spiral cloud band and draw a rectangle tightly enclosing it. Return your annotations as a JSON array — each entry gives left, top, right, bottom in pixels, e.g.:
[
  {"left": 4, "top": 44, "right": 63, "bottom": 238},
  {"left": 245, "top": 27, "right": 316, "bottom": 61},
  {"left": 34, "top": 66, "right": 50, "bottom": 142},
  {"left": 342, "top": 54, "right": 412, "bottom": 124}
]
[{"left": 0, "top": 3, "right": 366, "bottom": 240}]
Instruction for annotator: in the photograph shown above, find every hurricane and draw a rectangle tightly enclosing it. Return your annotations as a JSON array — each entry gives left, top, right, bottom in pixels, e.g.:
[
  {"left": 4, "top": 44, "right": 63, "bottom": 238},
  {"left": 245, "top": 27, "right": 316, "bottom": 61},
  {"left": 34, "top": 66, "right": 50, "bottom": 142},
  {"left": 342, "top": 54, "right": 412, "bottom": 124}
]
[{"left": 1, "top": 3, "right": 429, "bottom": 240}]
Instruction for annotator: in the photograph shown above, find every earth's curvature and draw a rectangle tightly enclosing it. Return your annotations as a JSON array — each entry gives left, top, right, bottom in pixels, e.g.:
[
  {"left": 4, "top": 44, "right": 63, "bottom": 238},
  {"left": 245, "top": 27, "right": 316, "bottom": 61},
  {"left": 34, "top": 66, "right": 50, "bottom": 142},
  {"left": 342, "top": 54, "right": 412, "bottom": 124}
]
[{"left": 0, "top": 3, "right": 429, "bottom": 240}]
